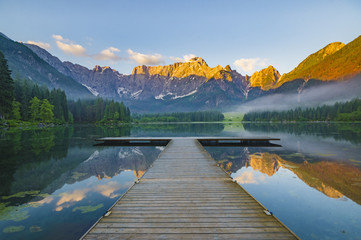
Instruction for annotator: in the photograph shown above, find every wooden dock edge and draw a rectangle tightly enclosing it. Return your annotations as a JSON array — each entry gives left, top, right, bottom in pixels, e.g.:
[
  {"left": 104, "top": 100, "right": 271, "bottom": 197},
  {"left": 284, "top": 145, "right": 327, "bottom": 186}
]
[
  {"left": 195, "top": 139, "right": 300, "bottom": 240},
  {"left": 79, "top": 140, "right": 172, "bottom": 240}
]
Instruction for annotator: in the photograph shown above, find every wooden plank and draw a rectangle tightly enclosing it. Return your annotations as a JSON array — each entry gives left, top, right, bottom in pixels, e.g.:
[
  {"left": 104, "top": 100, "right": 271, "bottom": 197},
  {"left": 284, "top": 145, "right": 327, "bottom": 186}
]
[
  {"left": 89, "top": 227, "right": 289, "bottom": 234},
  {"left": 94, "top": 222, "right": 284, "bottom": 228},
  {"left": 102, "top": 213, "right": 273, "bottom": 219},
  {"left": 99, "top": 217, "right": 276, "bottom": 223},
  {"left": 82, "top": 138, "right": 298, "bottom": 240},
  {"left": 84, "top": 233, "right": 296, "bottom": 240}
]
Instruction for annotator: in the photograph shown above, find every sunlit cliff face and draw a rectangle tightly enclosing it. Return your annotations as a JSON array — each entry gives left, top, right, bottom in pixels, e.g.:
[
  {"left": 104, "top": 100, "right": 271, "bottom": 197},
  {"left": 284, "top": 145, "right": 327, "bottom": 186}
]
[
  {"left": 249, "top": 66, "right": 281, "bottom": 90},
  {"left": 132, "top": 57, "right": 233, "bottom": 81}
]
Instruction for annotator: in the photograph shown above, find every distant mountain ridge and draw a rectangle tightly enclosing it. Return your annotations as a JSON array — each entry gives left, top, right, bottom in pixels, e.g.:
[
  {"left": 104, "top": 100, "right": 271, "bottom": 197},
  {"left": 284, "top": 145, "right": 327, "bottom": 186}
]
[
  {"left": 132, "top": 57, "right": 233, "bottom": 81},
  {"left": 0, "top": 33, "right": 92, "bottom": 99},
  {"left": 2, "top": 32, "right": 361, "bottom": 111},
  {"left": 23, "top": 44, "right": 250, "bottom": 111}
]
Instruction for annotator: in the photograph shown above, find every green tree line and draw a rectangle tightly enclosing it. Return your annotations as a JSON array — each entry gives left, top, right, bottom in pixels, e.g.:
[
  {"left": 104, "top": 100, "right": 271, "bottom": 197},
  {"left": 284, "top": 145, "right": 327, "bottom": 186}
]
[
  {"left": 68, "top": 98, "right": 131, "bottom": 123},
  {"left": 133, "top": 111, "right": 224, "bottom": 122},
  {"left": 243, "top": 98, "right": 361, "bottom": 122},
  {"left": 13, "top": 78, "right": 69, "bottom": 123},
  {"left": 1, "top": 50, "right": 68, "bottom": 123}
]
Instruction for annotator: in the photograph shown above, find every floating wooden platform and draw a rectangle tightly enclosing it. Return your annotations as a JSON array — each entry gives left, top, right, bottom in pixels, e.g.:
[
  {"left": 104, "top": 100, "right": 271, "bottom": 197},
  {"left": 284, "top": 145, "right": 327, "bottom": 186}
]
[
  {"left": 82, "top": 138, "right": 298, "bottom": 239},
  {"left": 95, "top": 137, "right": 281, "bottom": 147}
]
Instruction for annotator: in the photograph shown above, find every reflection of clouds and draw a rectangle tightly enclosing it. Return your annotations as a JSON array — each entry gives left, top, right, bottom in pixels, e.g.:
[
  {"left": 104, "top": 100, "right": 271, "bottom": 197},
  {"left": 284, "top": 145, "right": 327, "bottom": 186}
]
[
  {"left": 55, "top": 180, "right": 132, "bottom": 211},
  {"left": 234, "top": 170, "right": 266, "bottom": 184},
  {"left": 235, "top": 171, "right": 257, "bottom": 184},
  {"left": 94, "top": 181, "right": 123, "bottom": 198},
  {"left": 29, "top": 196, "right": 54, "bottom": 208},
  {"left": 56, "top": 189, "right": 90, "bottom": 211}
]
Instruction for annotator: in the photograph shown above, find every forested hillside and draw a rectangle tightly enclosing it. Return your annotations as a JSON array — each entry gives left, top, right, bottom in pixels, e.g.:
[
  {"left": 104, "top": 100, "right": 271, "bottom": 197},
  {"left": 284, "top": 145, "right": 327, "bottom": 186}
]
[
  {"left": 0, "top": 50, "right": 131, "bottom": 125},
  {"left": 243, "top": 98, "right": 361, "bottom": 122}
]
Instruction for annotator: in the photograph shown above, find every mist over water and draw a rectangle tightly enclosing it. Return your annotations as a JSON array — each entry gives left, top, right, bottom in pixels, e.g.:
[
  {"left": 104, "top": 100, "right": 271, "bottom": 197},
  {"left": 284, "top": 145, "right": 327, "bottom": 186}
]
[{"left": 237, "top": 77, "right": 361, "bottom": 113}]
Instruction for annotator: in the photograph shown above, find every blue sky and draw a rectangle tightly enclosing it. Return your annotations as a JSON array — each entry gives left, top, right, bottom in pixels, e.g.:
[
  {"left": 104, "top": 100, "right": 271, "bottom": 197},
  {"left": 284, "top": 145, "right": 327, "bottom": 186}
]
[{"left": 0, "top": 0, "right": 360, "bottom": 75}]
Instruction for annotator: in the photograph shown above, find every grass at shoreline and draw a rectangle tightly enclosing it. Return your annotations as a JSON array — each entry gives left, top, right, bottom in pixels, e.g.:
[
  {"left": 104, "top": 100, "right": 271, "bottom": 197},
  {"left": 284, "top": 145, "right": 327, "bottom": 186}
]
[{"left": 223, "top": 112, "right": 244, "bottom": 122}]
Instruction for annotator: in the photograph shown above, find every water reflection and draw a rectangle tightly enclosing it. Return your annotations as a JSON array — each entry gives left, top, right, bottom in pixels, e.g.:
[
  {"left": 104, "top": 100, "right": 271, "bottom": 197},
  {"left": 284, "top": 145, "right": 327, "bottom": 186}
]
[
  {"left": 1, "top": 123, "right": 361, "bottom": 240},
  {"left": 242, "top": 122, "right": 361, "bottom": 144},
  {"left": 0, "top": 126, "right": 161, "bottom": 240},
  {"left": 209, "top": 147, "right": 361, "bottom": 203},
  {"left": 206, "top": 146, "right": 361, "bottom": 239}
]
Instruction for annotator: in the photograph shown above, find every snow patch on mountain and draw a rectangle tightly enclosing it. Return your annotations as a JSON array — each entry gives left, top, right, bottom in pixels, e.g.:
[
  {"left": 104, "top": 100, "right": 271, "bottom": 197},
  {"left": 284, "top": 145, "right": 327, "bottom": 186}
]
[
  {"left": 131, "top": 90, "right": 143, "bottom": 99},
  {"left": 155, "top": 92, "right": 175, "bottom": 100},
  {"left": 172, "top": 89, "right": 198, "bottom": 99},
  {"left": 117, "top": 87, "right": 130, "bottom": 97},
  {"left": 81, "top": 83, "right": 99, "bottom": 96}
]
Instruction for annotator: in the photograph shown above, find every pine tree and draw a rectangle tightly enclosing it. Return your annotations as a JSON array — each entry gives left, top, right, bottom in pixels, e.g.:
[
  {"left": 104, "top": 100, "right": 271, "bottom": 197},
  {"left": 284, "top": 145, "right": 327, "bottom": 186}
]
[
  {"left": 12, "top": 101, "right": 21, "bottom": 120},
  {"left": 0, "top": 51, "right": 14, "bottom": 119}
]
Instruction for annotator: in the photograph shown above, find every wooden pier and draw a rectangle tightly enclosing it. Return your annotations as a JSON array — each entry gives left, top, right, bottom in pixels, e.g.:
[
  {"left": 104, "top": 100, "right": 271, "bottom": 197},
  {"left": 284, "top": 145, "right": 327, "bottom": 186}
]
[{"left": 82, "top": 138, "right": 298, "bottom": 239}]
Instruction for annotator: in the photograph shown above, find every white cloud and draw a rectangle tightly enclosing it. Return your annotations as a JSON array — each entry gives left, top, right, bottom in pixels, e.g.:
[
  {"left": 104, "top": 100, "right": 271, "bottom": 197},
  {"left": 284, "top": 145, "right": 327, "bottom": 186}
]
[
  {"left": 52, "top": 34, "right": 87, "bottom": 57},
  {"left": 94, "top": 47, "right": 122, "bottom": 61},
  {"left": 233, "top": 58, "right": 267, "bottom": 75},
  {"left": 27, "top": 41, "right": 51, "bottom": 50},
  {"left": 127, "top": 49, "right": 164, "bottom": 65},
  {"left": 51, "top": 34, "right": 161, "bottom": 65},
  {"left": 170, "top": 54, "right": 197, "bottom": 63},
  {"left": 52, "top": 34, "right": 65, "bottom": 41},
  {"left": 183, "top": 54, "right": 197, "bottom": 62},
  {"left": 55, "top": 41, "right": 87, "bottom": 56}
]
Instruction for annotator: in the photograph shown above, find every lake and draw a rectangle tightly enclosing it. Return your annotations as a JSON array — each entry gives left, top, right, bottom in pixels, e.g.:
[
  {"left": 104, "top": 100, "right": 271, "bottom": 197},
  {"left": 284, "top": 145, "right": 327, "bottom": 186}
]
[{"left": 0, "top": 123, "right": 361, "bottom": 240}]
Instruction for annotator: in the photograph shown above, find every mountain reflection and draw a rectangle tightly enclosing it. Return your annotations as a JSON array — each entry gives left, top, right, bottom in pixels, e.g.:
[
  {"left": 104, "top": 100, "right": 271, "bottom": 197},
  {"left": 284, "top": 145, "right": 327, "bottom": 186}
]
[
  {"left": 74, "top": 146, "right": 162, "bottom": 181},
  {"left": 207, "top": 147, "right": 361, "bottom": 205},
  {"left": 0, "top": 126, "right": 162, "bottom": 206}
]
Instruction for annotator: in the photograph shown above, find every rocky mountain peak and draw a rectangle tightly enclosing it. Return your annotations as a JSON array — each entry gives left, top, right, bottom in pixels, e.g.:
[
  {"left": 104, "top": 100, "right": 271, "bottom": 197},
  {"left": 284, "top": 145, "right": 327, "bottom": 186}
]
[
  {"left": 93, "top": 65, "right": 114, "bottom": 73},
  {"left": 224, "top": 65, "right": 232, "bottom": 72},
  {"left": 250, "top": 65, "right": 281, "bottom": 90},
  {"left": 188, "top": 57, "right": 208, "bottom": 66},
  {"left": 131, "top": 57, "right": 232, "bottom": 81}
]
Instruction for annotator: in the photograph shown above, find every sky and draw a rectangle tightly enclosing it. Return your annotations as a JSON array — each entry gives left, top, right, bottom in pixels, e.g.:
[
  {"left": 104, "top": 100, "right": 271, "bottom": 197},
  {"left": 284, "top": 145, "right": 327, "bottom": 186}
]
[{"left": 0, "top": 0, "right": 360, "bottom": 75}]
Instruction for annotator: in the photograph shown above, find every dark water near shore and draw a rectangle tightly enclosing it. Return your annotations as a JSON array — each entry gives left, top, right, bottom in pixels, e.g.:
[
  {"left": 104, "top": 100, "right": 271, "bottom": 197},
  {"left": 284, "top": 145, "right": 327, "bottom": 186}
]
[{"left": 0, "top": 123, "right": 361, "bottom": 239}]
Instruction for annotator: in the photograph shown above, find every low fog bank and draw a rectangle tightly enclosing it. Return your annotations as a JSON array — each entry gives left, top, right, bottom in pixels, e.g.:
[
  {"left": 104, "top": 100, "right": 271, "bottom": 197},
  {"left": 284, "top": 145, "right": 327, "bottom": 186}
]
[{"left": 237, "top": 77, "right": 361, "bottom": 113}]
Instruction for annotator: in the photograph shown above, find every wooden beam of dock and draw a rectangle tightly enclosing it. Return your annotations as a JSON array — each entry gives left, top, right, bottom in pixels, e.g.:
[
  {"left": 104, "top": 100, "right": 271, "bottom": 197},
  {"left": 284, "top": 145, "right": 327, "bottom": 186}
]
[
  {"left": 95, "top": 137, "right": 281, "bottom": 147},
  {"left": 82, "top": 138, "right": 298, "bottom": 240}
]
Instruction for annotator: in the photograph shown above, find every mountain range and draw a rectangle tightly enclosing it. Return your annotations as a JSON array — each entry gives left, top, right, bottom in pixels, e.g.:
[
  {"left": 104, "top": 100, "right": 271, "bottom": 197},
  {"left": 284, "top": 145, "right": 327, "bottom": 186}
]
[
  {"left": 0, "top": 33, "right": 91, "bottom": 99},
  {"left": 1, "top": 32, "right": 360, "bottom": 112}
]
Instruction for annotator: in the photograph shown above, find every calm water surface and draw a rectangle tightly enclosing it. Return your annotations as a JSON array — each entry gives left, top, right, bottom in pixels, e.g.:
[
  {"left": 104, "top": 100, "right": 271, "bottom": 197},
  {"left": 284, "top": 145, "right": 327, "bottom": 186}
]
[{"left": 0, "top": 123, "right": 361, "bottom": 240}]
